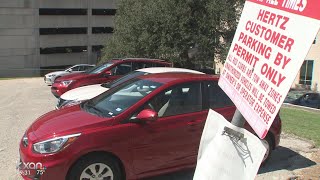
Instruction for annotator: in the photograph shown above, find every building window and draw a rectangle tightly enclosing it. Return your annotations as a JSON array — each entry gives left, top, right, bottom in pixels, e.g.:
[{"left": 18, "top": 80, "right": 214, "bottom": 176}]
[
  {"left": 92, "top": 45, "right": 104, "bottom": 52},
  {"left": 299, "top": 60, "right": 314, "bottom": 85},
  {"left": 92, "top": 27, "right": 114, "bottom": 34},
  {"left": 39, "top": 8, "right": 87, "bottom": 15},
  {"left": 40, "top": 28, "right": 87, "bottom": 35},
  {"left": 92, "top": 9, "right": 117, "bottom": 15},
  {"left": 40, "top": 46, "right": 87, "bottom": 54}
]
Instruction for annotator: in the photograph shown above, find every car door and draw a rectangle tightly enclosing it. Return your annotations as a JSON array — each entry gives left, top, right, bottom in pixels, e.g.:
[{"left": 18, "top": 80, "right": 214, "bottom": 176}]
[{"left": 129, "top": 82, "right": 207, "bottom": 176}]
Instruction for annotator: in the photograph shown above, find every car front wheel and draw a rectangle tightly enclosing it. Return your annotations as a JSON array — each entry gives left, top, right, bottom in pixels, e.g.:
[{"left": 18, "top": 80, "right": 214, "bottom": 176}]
[{"left": 67, "top": 154, "right": 123, "bottom": 180}]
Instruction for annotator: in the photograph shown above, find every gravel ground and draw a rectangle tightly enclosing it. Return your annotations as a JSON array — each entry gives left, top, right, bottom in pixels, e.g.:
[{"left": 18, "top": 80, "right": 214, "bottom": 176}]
[{"left": 0, "top": 78, "right": 319, "bottom": 180}]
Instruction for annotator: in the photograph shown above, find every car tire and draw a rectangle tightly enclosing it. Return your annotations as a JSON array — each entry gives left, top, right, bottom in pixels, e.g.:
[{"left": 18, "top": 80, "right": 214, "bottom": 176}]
[
  {"left": 261, "top": 135, "right": 273, "bottom": 165},
  {"left": 67, "top": 154, "right": 123, "bottom": 180}
]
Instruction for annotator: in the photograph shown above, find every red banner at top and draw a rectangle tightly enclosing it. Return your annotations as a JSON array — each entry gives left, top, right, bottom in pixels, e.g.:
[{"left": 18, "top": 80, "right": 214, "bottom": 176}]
[{"left": 247, "top": 0, "right": 320, "bottom": 20}]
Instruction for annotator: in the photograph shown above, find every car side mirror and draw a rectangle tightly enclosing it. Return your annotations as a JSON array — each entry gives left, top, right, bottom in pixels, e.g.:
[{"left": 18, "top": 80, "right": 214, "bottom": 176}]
[
  {"left": 136, "top": 109, "right": 158, "bottom": 123},
  {"left": 66, "top": 69, "right": 72, "bottom": 72},
  {"left": 103, "top": 71, "right": 112, "bottom": 77}
]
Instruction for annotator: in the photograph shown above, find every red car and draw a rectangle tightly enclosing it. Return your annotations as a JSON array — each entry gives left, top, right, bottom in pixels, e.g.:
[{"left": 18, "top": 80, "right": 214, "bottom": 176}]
[
  {"left": 19, "top": 73, "right": 281, "bottom": 180},
  {"left": 51, "top": 58, "right": 172, "bottom": 98}
]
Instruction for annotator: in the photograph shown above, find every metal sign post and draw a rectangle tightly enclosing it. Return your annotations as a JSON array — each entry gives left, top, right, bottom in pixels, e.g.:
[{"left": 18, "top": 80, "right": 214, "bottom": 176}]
[{"left": 231, "top": 109, "right": 246, "bottom": 128}]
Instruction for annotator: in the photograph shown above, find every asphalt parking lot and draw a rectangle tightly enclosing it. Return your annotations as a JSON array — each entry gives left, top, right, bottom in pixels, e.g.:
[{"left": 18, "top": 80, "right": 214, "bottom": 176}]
[{"left": 0, "top": 78, "right": 319, "bottom": 180}]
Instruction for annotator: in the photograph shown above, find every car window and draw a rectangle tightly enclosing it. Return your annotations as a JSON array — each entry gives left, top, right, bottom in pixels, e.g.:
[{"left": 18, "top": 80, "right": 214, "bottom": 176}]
[
  {"left": 70, "top": 66, "right": 80, "bottom": 71},
  {"left": 84, "top": 65, "right": 94, "bottom": 71},
  {"left": 78, "top": 66, "right": 85, "bottom": 71},
  {"left": 111, "top": 62, "right": 132, "bottom": 75},
  {"left": 206, "top": 81, "right": 234, "bottom": 108},
  {"left": 309, "top": 93, "right": 320, "bottom": 100},
  {"left": 78, "top": 65, "right": 92, "bottom": 71},
  {"left": 86, "top": 63, "right": 113, "bottom": 74},
  {"left": 152, "top": 63, "right": 166, "bottom": 67},
  {"left": 102, "top": 71, "right": 148, "bottom": 88},
  {"left": 84, "top": 78, "right": 163, "bottom": 117},
  {"left": 132, "top": 62, "right": 153, "bottom": 70},
  {"left": 144, "top": 82, "right": 202, "bottom": 118}
]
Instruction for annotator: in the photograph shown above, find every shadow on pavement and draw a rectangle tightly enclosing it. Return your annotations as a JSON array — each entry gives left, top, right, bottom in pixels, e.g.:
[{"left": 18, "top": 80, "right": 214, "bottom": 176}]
[
  {"left": 144, "top": 169, "right": 194, "bottom": 180},
  {"left": 145, "top": 146, "right": 316, "bottom": 179},
  {"left": 258, "top": 146, "right": 316, "bottom": 174}
]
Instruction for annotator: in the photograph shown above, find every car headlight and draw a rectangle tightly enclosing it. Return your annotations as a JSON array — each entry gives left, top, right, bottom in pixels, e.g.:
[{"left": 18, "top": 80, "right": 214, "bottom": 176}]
[
  {"left": 33, "top": 133, "right": 81, "bottom": 154},
  {"left": 61, "top": 80, "right": 73, "bottom": 86},
  {"left": 22, "top": 134, "right": 28, "bottom": 147}
]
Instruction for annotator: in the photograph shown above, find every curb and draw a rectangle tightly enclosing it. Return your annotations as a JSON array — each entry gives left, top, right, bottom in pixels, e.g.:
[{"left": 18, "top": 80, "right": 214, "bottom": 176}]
[{"left": 282, "top": 103, "right": 320, "bottom": 114}]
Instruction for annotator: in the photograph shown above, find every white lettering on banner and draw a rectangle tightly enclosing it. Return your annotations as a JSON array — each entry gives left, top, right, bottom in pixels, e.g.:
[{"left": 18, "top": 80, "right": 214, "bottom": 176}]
[
  {"left": 218, "top": 0, "right": 320, "bottom": 138},
  {"left": 266, "top": 0, "right": 279, "bottom": 6},
  {"left": 282, "top": 0, "right": 307, "bottom": 12}
]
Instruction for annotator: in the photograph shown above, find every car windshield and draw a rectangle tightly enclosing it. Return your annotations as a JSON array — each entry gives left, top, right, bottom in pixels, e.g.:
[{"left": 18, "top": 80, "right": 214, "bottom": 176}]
[
  {"left": 64, "top": 65, "right": 74, "bottom": 71},
  {"left": 86, "top": 63, "right": 113, "bottom": 74},
  {"left": 101, "top": 71, "right": 148, "bottom": 88},
  {"left": 82, "top": 78, "right": 163, "bottom": 117}
]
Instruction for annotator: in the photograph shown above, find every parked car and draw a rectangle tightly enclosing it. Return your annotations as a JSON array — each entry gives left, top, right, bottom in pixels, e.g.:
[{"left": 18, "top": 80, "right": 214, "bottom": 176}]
[
  {"left": 290, "top": 92, "right": 320, "bottom": 109},
  {"left": 19, "top": 73, "right": 281, "bottom": 180},
  {"left": 56, "top": 67, "right": 204, "bottom": 109},
  {"left": 51, "top": 58, "right": 172, "bottom": 98},
  {"left": 44, "top": 64, "right": 95, "bottom": 85},
  {"left": 283, "top": 90, "right": 310, "bottom": 103}
]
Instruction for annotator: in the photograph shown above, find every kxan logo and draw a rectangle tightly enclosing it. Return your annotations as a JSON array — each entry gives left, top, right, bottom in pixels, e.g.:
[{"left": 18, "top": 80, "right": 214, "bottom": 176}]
[{"left": 266, "top": 0, "right": 307, "bottom": 12}]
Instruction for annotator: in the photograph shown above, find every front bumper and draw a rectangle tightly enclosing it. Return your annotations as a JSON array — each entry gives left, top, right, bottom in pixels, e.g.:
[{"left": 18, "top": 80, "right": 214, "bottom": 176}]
[
  {"left": 18, "top": 147, "right": 67, "bottom": 180},
  {"left": 51, "top": 84, "right": 68, "bottom": 98}
]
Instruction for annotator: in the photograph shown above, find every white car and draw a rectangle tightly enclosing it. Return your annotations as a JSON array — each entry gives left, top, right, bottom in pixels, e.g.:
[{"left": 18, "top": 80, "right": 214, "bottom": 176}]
[
  {"left": 56, "top": 67, "right": 204, "bottom": 109},
  {"left": 44, "top": 64, "right": 95, "bottom": 85}
]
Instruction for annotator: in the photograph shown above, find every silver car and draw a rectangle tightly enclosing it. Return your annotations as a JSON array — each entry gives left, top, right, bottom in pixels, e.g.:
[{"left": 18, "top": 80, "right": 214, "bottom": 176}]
[{"left": 44, "top": 64, "right": 95, "bottom": 85}]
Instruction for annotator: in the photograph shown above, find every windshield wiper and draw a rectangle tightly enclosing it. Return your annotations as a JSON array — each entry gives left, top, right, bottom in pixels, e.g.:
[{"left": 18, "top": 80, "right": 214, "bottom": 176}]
[
  {"left": 101, "top": 83, "right": 112, "bottom": 88},
  {"left": 84, "top": 101, "right": 105, "bottom": 116}
]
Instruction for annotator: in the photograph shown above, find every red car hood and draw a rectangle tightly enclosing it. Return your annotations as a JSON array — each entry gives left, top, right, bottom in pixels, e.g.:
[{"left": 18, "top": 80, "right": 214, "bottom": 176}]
[
  {"left": 31, "top": 105, "right": 112, "bottom": 141},
  {"left": 55, "top": 72, "right": 95, "bottom": 82}
]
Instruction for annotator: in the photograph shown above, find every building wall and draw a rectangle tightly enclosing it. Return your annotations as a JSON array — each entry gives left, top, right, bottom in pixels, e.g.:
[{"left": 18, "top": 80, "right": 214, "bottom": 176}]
[
  {"left": 0, "top": 0, "right": 39, "bottom": 77},
  {"left": 292, "top": 30, "right": 320, "bottom": 92},
  {"left": 0, "top": 0, "right": 116, "bottom": 77}
]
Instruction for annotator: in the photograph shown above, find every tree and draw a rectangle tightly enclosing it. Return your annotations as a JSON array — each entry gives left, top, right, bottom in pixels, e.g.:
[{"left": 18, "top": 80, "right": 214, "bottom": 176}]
[{"left": 102, "top": 0, "right": 245, "bottom": 68}]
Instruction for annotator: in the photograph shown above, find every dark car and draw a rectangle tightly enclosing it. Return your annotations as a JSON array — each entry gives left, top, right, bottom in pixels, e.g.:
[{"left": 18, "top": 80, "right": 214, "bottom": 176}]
[
  {"left": 291, "top": 92, "right": 320, "bottom": 109},
  {"left": 51, "top": 58, "right": 172, "bottom": 98},
  {"left": 19, "top": 73, "right": 281, "bottom": 180}
]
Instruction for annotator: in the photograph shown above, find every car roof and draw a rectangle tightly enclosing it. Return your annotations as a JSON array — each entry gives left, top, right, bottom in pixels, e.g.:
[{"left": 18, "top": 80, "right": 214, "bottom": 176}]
[
  {"left": 136, "top": 67, "right": 205, "bottom": 74},
  {"left": 110, "top": 58, "right": 168, "bottom": 62},
  {"left": 138, "top": 72, "right": 219, "bottom": 84},
  {"left": 72, "top": 64, "right": 95, "bottom": 67}
]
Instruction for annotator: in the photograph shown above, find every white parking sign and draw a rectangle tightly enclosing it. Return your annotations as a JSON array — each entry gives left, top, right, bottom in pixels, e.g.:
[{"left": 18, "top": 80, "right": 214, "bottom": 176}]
[{"left": 219, "top": 0, "right": 320, "bottom": 138}]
